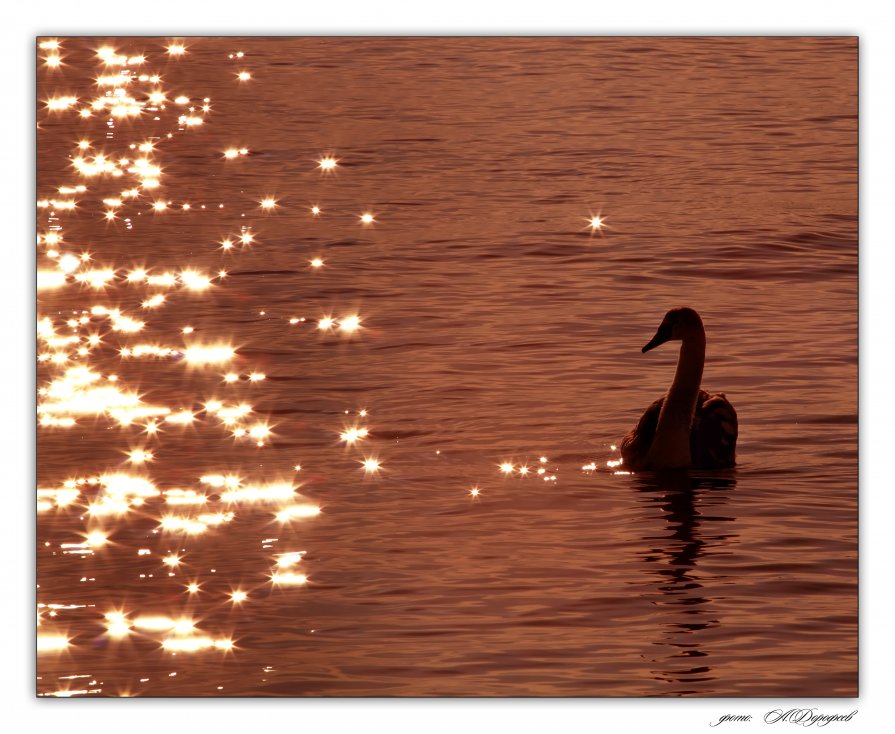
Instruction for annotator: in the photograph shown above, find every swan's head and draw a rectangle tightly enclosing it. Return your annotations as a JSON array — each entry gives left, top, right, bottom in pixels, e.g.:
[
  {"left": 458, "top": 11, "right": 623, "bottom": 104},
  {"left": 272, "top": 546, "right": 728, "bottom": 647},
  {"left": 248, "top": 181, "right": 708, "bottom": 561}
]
[{"left": 642, "top": 307, "right": 704, "bottom": 353}]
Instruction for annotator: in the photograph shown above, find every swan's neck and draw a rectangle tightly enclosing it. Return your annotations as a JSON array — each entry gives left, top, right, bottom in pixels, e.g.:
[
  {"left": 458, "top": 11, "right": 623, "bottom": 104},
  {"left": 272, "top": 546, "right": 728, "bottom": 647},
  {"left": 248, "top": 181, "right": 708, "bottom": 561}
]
[{"left": 647, "top": 332, "right": 706, "bottom": 468}]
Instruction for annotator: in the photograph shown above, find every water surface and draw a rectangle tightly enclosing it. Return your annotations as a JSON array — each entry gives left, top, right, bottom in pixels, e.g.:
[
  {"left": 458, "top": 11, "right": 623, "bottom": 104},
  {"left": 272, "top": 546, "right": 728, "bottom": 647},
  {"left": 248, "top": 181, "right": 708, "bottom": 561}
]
[{"left": 36, "top": 37, "right": 857, "bottom": 697}]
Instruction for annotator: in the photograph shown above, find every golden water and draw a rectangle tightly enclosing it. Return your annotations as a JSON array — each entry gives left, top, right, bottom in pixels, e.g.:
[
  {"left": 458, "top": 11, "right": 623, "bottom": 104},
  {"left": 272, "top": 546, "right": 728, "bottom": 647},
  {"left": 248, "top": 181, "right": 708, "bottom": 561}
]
[{"left": 37, "top": 37, "right": 856, "bottom": 696}]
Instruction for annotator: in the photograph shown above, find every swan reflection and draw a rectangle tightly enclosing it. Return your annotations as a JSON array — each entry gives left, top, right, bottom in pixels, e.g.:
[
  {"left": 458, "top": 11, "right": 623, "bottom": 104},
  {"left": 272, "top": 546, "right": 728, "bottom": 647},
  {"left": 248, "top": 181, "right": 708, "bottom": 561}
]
[{"left": 633, "top": 470, "right": 737, "bottom": 694}]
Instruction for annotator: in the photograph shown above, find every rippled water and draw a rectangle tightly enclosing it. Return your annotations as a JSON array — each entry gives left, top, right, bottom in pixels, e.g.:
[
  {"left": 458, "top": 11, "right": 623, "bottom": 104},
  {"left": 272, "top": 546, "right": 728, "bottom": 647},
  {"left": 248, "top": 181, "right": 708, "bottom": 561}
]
[{"left": 37, "top": 37, "right": 856, "bottom": 697}]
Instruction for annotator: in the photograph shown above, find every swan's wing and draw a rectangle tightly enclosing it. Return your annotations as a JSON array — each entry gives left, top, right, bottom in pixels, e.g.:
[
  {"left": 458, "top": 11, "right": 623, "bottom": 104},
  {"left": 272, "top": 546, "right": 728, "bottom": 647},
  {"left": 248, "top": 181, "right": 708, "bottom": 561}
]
[
  {"left": 620, "top": 395, "right": 665, "bottom": 469},
  {"left": 690, "top": 391, "right": 738, "bottom": 469}
]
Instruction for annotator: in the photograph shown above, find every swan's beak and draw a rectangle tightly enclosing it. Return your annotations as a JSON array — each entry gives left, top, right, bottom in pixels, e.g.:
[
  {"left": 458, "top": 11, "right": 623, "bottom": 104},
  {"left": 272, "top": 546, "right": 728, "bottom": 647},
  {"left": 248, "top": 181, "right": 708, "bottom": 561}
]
[{"left": 642, "top": 323, "right": 672, "bottom": 353}]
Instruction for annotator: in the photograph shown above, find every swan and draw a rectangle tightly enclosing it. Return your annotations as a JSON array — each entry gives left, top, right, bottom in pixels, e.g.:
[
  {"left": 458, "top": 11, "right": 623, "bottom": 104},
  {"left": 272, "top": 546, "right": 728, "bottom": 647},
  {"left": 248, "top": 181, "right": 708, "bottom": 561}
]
[{"left": 620, "top": 307, "right": 737, "bottom": 470}]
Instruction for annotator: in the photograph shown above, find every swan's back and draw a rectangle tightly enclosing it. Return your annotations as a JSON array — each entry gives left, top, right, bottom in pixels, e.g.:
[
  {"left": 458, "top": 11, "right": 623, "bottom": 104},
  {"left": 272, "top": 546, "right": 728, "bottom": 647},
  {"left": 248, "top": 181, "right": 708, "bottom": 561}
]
[{"left": 620, "top": 389, "right": 737, "bottom": 470}]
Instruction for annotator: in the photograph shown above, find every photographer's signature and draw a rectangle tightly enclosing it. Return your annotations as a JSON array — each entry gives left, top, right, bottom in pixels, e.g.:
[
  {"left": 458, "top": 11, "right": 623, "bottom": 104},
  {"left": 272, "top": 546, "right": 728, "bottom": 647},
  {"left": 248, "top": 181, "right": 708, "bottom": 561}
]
[{"left": 710, "top": 709, "right": 858, "bottom": 727}]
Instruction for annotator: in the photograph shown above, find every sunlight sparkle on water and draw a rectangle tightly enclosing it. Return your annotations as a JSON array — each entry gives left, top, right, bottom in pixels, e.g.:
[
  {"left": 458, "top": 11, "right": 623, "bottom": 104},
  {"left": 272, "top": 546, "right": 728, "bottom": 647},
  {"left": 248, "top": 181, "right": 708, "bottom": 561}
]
[
  {"left": 96, "top": 46, "right": 126, "bottom": 64},
  {"left": 134, "top": 615, "right": 194, "bottom": 632},
  {"left": 37, "top": 487, "right": 80, "bottom": 509},
  {"left": 36, "top": 41, "right": 383, "bottom": 692},
  {"left": 145, "top": 271, "right": 176, "bottom": 286},
  {"left": 74, "top": 268, "right": 116, "bottom": 288},
  {"left": 165, "top": 490, "right": 207, "bottom": 506},
  {"left": 180, "top": 269, "right": 212, "bottom": 290},
  {"left": 162, "top": 636, "right": 233, "bottom": 652},
  {"left": 339, "top": 314, "right": 361, "bottom": 334},
  {"left": 85, "top": 530, "right": 108, "bottom": 546},
  {"left": 340, "top": 426, "right": 369, "bottom": 445},
  {"left": 220, "top": 482, "right": 294, "bottom": 503},
  {"left": 47, "top": 96, "right": 78, "bottom": 111},
  {"left": 183, "top": 345, "right": 235, "bottom": 364},
  {"left": 37, "top": 634, "right": 70, "bottom": 652},
  {"left": 165, "top": 410, "right": 195, "bottom": 424},
  {"left": 104, "top": 612, "right": 132, "bottom": 638},
  {"left": 588, "top": 214, "right": 605, "bottom": 231},
  {"left": 41, "top": 689, "right": 102, "bottom": 698},
  {"left": 271, "top": 572, "right": 308, "bottom": 586},
  {"left": 275, "top": 551, "right": 306, "bottom": 568},
  {"left": 197, "top": 512, "right": 235, "bottom": 526},
  {"left": 275, "top": 504, "right": 321, "bottom": 522},
  {"left": 159, "top": 516, "right": 208, "bottom": 534},
  {"left": 100, "top": 473, "right": 158, "bottom": 498},
  {"left": 38, "top": 271, "right": 66, "bottom": 289},
  {"left": 38, "top": 367, "right": 142, "bottom": 421},
  {"left": 248, "top": 424, "right": 271, "bottom": 440},
  {"left": 362, "top": 457, "right": 381, "bottom": 475},
  {"left": 126, "top": 449, "right": 153, "bottom": 463}
]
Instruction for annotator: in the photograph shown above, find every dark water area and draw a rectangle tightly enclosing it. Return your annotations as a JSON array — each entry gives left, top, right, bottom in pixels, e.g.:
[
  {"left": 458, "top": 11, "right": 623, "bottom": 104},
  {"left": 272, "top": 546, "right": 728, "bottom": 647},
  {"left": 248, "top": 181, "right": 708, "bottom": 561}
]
[{"left": 36, "top": 37, "right": 856, "bottom": 696}]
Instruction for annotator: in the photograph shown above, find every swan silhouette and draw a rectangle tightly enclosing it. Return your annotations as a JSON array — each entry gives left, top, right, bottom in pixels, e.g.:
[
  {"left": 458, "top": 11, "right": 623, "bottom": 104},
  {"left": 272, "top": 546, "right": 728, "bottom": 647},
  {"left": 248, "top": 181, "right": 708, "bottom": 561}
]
[{"left": 620, "top": 307, "right": 737, "bottom": 470}]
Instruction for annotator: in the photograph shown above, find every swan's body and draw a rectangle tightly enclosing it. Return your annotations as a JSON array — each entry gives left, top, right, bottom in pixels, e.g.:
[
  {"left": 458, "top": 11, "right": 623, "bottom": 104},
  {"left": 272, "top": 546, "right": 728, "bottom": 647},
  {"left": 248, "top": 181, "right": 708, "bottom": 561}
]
[{"left": 620, "top": 307, "right": 737, "bottom": 470}]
